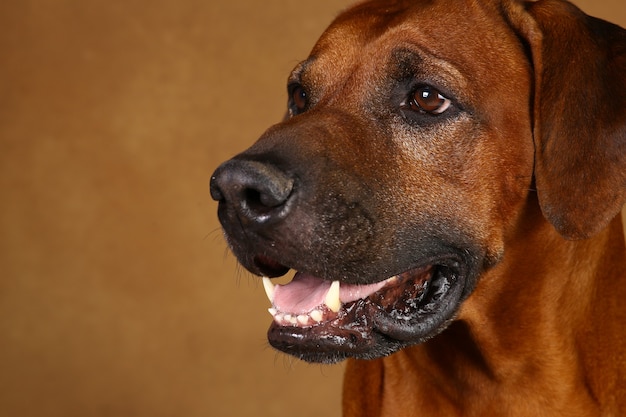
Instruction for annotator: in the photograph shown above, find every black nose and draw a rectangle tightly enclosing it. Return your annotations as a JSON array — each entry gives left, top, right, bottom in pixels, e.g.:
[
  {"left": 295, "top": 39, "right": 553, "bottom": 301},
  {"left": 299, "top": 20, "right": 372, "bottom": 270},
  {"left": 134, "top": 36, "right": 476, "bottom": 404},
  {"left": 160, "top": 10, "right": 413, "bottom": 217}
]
[{"left": 210, "top": 159, "right": 294, "bottom": 225}]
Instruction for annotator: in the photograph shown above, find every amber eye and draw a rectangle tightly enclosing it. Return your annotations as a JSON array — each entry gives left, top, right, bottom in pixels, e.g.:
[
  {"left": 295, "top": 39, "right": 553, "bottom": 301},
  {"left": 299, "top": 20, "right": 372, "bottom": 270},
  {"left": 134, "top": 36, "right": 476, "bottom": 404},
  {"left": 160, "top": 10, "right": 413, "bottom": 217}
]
[
  {"left": 290, "top": 84, "right": 308, "bottom": 113},
  {"left": 409, "top": 86, "right": 451, "bottom": 114}
]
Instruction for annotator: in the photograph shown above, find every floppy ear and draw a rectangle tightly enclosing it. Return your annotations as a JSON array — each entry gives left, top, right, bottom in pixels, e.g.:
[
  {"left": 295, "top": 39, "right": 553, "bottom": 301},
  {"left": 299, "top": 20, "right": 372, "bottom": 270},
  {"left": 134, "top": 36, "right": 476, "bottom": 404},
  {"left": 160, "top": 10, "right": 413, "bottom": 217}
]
[{"left": 509, "top": 0, "right": 626, "bottom": 239}]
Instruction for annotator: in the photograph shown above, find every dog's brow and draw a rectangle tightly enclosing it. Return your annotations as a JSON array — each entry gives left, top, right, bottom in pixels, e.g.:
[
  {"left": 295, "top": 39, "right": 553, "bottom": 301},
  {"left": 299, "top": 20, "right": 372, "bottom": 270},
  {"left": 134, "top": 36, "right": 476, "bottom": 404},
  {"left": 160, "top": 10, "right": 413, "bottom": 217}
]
[
  {"left": 389, "top": 48, "right": 422, "bottom": 80},
  {"left": 388, "top": 46, "right": 467, "bottom": 93},
  {"left": 288, "top": 58, "right": 316, "bottom": 84}
]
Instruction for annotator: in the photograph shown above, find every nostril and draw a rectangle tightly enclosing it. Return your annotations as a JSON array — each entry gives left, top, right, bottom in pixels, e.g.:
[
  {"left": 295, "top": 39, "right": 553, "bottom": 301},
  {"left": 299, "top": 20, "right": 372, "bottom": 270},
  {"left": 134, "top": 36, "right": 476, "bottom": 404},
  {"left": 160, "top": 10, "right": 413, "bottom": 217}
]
[
  {"left": 243, "top": 188, "right": 273, "bottom": 215},
  {"left": 250, "top": 183, "right": 293, "bottom": 208},
  {"left": 210, "top": 159, "right": 295, "bottom": 223}
]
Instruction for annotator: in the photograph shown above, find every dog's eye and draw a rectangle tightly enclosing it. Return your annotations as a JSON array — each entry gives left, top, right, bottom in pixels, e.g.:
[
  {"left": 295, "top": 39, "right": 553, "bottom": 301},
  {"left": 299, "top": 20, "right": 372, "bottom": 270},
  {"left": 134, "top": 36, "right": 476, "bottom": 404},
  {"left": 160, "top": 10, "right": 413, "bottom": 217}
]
[
  {"left": 408, "top": 86, "right": 451, "bottom": 115},
  {"left": 289, "top": 84, "right": 309, "bottom": 114}
]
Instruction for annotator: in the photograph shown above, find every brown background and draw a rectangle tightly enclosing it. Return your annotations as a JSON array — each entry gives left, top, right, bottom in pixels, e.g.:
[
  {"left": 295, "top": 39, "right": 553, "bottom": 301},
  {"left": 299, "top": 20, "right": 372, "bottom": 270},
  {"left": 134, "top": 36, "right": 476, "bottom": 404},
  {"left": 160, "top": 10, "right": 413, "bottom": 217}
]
[{"left": 0, "top": 1, "right": 624, "bottom": 416}]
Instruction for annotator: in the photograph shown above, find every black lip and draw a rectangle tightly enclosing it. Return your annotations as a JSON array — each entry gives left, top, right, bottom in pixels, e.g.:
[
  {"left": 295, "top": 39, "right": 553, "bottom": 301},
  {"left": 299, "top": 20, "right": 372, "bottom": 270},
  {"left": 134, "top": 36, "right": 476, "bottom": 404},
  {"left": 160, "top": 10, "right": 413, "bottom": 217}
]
[{"left": 267, "top": 258, "right": 469, "bottom": 364}]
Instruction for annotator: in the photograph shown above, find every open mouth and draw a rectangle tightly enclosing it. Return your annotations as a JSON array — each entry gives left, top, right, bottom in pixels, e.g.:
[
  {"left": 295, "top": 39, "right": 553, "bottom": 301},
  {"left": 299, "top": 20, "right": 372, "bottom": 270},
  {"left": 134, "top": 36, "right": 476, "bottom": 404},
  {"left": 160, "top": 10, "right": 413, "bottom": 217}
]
[
  {"left": 263, "top": 267, "right": 432, "bottom": 326},
  {"left": 257, "top": 257, "right": 466, "bottom": 363}
]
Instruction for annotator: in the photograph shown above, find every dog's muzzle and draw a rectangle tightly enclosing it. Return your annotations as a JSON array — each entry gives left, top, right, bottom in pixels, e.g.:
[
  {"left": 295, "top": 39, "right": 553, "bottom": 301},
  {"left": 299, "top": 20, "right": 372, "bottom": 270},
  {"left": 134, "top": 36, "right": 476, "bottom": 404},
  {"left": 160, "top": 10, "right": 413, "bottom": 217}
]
[{"left": 210, "top": 151, "right": 480, "bottom": 363}]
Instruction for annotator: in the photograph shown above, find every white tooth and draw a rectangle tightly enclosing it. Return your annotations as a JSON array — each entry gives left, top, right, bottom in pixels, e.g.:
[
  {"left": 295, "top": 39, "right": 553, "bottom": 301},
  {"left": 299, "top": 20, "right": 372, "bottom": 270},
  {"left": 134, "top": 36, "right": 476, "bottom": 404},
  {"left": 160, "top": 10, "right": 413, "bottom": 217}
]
[
  {"left": 324, "top": 280, "right": 342, "bottom": 313},
  {"left": 268, "top": 308, "right": 277, "bottom": 317},
  {"left": 284, "top": 314, "right": 297, "bottom": 325},
  {"left": 297, "top": 315, "right": 309, "bottom": 325},
  {"left": 275, "top": 313, "right": 284, "bottom": 323},
  {"left": 310, "top": 309, "right": 323, "bottom": 323},
  {"left": 262, "top": 277, "right": 275, "bottom": 303}
]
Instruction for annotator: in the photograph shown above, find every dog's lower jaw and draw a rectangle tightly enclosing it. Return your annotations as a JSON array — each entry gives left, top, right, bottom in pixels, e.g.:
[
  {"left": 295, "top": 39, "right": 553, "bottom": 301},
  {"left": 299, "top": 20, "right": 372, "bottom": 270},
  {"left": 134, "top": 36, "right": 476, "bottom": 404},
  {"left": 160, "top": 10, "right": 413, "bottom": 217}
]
[{"left": 266, "top": 261, "right": 472, "bottom": 364}]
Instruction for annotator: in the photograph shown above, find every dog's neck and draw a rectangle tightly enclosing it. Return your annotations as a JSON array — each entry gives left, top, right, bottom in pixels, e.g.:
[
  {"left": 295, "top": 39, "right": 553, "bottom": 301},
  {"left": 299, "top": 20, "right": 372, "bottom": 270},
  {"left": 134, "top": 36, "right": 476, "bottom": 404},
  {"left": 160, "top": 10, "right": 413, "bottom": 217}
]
[
  {"left": 344, "top": 206, "right": 626, "bottom": 417},
  {"left": 418, "top": 209, "right": 625, "bottom": 414},
  {"left": 466, "top": 204, "right": 623, "bottom": 352}
]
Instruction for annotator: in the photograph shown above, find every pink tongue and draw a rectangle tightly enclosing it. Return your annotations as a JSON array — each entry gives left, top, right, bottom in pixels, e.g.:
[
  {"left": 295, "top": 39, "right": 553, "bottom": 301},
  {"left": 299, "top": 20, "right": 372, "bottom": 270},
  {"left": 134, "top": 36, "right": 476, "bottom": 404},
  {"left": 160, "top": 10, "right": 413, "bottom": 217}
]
[
  {"left": 272, "top": 272, "right": 387, "bottom": 314},
  {"left": 273, "top": 274, "right": 331, "bottom": 314}
]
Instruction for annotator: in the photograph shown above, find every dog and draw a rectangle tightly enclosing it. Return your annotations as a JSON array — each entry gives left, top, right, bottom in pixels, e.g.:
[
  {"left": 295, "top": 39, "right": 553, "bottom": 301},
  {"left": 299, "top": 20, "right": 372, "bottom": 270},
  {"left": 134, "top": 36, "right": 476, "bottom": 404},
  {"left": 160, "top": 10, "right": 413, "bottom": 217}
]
[{"left": 210, "top": 0, "right": 626, "bottom": 415}]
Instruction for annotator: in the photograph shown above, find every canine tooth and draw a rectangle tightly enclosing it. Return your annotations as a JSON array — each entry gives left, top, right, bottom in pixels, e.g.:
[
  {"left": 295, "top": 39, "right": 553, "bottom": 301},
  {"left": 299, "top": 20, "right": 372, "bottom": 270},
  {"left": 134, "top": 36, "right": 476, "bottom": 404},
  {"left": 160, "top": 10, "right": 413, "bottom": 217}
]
[
  {"left": 268, "top": 308, "right": 277, "bottom": 317},
  {"left": 297, "top": 315, "right": 309, "bottom": 325},
  {"left": 310, "top": 309, "right": 323, "bottom": 323},
  {"left": 262, "top": 277, "right": 275, "bottom": 303},
  {"left": 325, "top": 280, "right": 342, "bottom": 313}
]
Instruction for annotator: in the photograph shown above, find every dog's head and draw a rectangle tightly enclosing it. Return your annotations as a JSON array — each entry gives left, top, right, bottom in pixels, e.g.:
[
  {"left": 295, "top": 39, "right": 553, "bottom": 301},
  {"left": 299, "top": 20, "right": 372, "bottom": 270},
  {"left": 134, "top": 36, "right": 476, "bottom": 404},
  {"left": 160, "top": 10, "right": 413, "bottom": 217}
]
[{"left": 210, "top": 0, "right": 626, "bottom": 363}]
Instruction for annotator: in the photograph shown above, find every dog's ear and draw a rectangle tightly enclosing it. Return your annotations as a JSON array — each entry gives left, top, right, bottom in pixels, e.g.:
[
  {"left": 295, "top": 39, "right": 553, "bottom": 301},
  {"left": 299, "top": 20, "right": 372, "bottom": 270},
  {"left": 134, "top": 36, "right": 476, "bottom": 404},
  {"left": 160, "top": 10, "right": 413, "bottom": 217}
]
[{"left": 507, "top": 0, "right": 626, "bottom": 239}]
